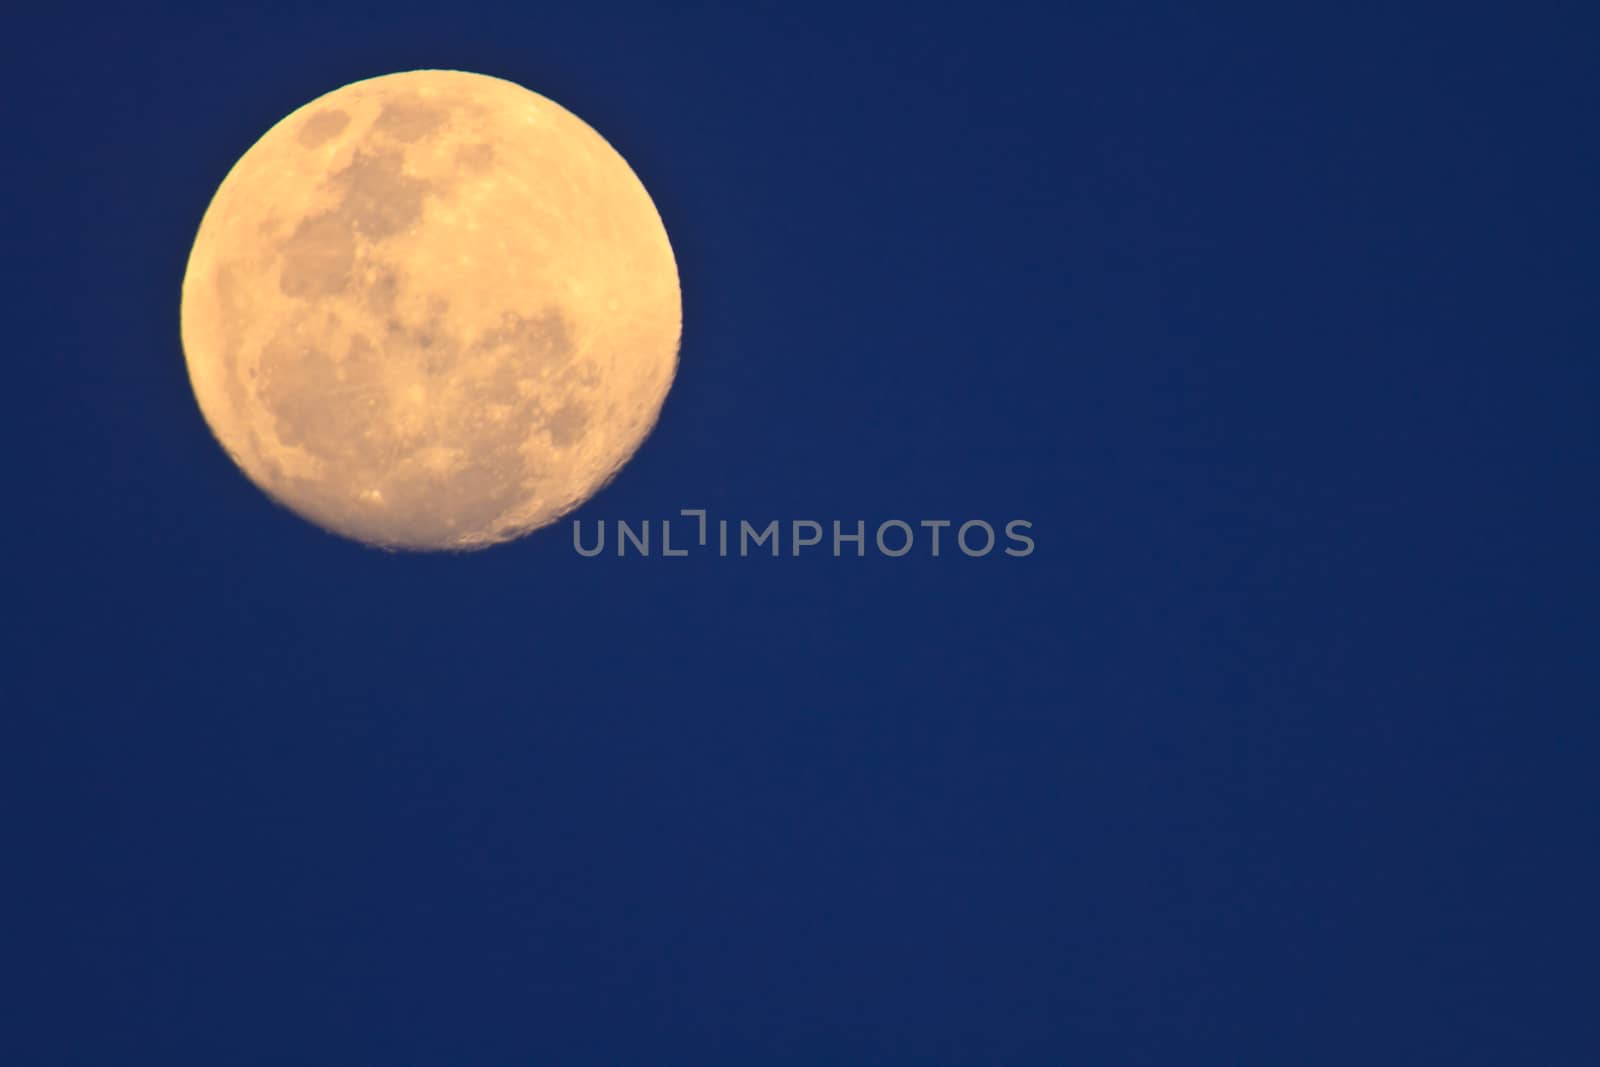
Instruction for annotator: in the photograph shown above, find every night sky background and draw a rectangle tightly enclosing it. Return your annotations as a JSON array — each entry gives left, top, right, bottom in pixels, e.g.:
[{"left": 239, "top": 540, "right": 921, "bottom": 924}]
[{"left": 9, "top": 2, "right": 1599, "bottom": 1063}]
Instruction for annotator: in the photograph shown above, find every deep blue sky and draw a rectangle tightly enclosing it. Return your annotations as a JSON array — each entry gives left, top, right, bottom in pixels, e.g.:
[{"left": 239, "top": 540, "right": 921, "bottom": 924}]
[{"left": 8, "top": 2, "right": 1599, "bottom": 1063}]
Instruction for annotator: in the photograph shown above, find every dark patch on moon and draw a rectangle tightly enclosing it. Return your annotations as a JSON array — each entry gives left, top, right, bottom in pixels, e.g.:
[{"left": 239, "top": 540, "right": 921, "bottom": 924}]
[
  {"left": 544, "top": 402, "right": 589, "bottom": 448},
  {"left": 332, "top": 149, "right": 431, "bottom": 240},
  {"left": 297, "top": 109, "right": 350, "bottom": 148},
  {"left": 457, "top": 142, "right": 495, "bottom": 172},
  {"left": 367, "top": 268, "right": 399, "bottom": 313},
  {"left": 258, "top": 339, "right": 366, "bottom": 459},
  {"left": 469, "top": 309, "right": 573, "bottom": 372},
  {"left": 278, "top": 213, "right": 354, "bottom": 297},
  {"left": 346, "top": 332, "right": 379, "bottom": 368},
  {"left": 279, "top": 151, "right": 431, "bottom": 296},
  {"left": 373, "top": 96, "right": 447, "bottom": 143}
]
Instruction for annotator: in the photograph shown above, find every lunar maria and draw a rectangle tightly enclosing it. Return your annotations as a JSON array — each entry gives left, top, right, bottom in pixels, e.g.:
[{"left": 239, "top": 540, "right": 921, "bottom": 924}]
[{"left": 574, "top": 511, "right": 1034, "bottom": 558}]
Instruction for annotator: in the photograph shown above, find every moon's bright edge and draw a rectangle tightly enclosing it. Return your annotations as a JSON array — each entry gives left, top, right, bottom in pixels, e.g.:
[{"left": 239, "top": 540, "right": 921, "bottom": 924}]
[{"left": 180, "top": 70, "right": 681, "bottom": 550}]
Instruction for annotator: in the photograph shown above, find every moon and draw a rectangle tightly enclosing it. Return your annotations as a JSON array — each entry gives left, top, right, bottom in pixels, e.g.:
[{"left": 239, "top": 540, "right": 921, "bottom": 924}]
[{"left": 180, "top": 70, "right": 681, "bottom": 550}]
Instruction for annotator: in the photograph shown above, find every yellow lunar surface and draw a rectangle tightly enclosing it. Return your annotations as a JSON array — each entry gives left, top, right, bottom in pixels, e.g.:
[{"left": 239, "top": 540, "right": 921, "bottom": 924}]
[{"left": 181, "top": 70, "right": 681, "bottom": 550}]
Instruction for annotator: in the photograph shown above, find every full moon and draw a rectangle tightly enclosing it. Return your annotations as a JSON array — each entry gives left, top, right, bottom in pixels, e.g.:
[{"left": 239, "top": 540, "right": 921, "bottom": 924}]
[{"left": 180, "top": 70, "right": 681, "bottom": 550}]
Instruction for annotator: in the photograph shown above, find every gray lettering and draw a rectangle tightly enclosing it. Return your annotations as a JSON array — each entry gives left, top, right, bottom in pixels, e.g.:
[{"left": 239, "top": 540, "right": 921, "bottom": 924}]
[
  {"left": 958, "top": 519, "right": 995, "bottom": 557},
  {"left": 741, "top": 520, "right": 779, "bottom": 556},
  {"left": 876, "top": 519, "right": 914, "bottom": 557},
  {"left": 1004, "top": 519, "right": 1035, "bottom": 557},
  {"left": 833, "top": 519, "right": 865, "bottom": 556},
  {"left": 573, "top": 520, "right": 605, "bottom": 557},
  {"left": 618, "top": 519, "right": 650, "bottom": 556},
  {"left": 792, "top": 520, "right": 823, "bottom": 555}
]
